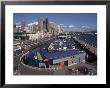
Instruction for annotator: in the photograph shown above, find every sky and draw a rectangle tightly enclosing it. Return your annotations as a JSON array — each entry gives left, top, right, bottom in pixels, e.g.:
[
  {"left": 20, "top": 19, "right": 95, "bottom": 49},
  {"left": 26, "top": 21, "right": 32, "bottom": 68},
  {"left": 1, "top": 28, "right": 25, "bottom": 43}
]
[{"left": 13, "top": 13, "right": 97, "bottom": 32}]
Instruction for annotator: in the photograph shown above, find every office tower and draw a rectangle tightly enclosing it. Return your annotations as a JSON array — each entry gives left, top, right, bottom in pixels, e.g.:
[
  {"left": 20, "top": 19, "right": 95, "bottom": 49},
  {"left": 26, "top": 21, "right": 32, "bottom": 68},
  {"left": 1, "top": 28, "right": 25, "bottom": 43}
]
[
  {"left": 43, "top": 20, "right": 46, "bottom": 30},
  {"left": 46, "top": 18, "right": 49, "bottom": 32},
  {"left": 21, "top": 21, "right": 26, "bottom": 30},
  {"left": 33, "top": 24, "right": 36, "bottom": 33},
  {"left": 38, "top": 17, "right": 44, "bottom": 31}
]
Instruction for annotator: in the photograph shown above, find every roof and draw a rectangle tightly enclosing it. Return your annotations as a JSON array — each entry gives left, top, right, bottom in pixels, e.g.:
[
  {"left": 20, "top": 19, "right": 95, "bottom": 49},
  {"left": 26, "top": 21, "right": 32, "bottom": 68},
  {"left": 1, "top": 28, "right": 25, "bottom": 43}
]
[{"left": 43, "top": 49, "right": 82, "bottom": 60}]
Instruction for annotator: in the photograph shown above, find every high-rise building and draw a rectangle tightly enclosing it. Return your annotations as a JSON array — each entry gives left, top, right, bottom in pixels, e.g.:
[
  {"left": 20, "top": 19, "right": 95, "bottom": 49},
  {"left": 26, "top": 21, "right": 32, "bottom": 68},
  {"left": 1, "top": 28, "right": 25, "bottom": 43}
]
[
  {"left": 21, "top": 21, "right": 26, "bottom": 30},
  {"left": 13, "top": 24, "right": 16, "bottom": 28},
  {"left": 38, "top": 17, "right": 44, "bottom": 31},
  {"left": 58, "top": 25, "right": 64, "bottom": 33},
  {"left": 46, "top": 18, "right": 49, "bottom": 32},
  {"left": 43, "top": 20, "right": 46, "bottom": 30},
  {"left": 13, "top": 20, "right": 16, "bottom": 29}
]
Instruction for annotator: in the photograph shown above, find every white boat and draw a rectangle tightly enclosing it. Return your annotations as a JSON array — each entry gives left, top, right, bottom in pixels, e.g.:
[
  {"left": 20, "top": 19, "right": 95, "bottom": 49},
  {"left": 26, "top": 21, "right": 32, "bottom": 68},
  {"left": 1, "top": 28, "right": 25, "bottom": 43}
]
[
  {"left": 63, "top": 46, "right": 67, "bottom": 50},
  {"left": 72, "top": 46, "right": 75, "bottom": 49},
  {"left": 59, "top": 47, "right": 62, "bottom": 51}
]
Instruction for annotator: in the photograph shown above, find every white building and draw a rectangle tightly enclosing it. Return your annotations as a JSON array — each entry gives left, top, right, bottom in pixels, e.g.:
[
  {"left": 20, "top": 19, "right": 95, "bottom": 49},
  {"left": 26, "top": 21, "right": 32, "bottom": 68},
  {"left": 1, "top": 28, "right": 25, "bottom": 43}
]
[
  {"left": 27, "top": 21, "right": 38, "bottom": 32},
  {"left": 58, "top": 25, "right": 63, "bottom": 34}
]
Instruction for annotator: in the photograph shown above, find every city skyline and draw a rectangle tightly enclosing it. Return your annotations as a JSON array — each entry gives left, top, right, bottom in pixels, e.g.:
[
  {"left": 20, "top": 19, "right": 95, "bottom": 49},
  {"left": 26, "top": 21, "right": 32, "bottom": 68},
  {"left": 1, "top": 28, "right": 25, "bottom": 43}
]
[{"left": 14, "top": 13, "right": 97, "bottom": 32}]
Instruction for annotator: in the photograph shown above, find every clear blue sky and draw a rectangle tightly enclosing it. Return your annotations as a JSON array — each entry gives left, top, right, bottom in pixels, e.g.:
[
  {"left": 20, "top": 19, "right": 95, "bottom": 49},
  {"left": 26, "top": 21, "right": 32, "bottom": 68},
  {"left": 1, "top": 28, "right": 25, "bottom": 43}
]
[{"left": 13, "top": 13, "right": 97, "bottom": 32}]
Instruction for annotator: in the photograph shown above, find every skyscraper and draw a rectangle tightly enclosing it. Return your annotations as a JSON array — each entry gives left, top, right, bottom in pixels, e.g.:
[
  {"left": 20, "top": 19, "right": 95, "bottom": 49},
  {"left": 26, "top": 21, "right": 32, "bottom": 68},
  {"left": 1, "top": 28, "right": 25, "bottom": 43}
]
[
  {"left": 46, "top": 18, "right": 49, "bottom": 32},
  {"left": 43, "top": 21, "right": 46, "bottom": 29},
  {"left": 38, "top": 17, "right": 44, "bottom": 31},
  {"left": 21, "top": 21, "right": 26, "bottom": 30}
]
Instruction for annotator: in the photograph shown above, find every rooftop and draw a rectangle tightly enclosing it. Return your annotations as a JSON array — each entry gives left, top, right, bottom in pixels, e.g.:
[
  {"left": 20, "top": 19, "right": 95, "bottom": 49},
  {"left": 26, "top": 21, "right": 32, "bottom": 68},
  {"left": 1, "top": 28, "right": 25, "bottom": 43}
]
[{"left": 42, "top": 49, "right": 83, "bottom": 60}]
